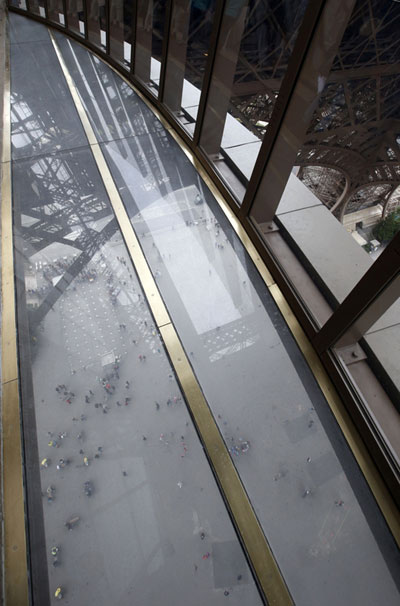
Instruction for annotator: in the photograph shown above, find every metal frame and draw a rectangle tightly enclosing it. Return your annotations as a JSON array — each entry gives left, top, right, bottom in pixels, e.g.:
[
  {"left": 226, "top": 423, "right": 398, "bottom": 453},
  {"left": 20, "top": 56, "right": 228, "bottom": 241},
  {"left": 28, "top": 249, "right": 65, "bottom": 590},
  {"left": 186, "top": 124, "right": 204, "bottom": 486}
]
[
  {"left": 160, "top": 0, "right": 191, "bottom": 108},
  {"left": 247, "top": 0, "right": 357, "bottom": 225},
  {"left": 105, "top": 0, "right": 110, "bottom": 55},
  {"left": 129, "top": 0, "right": 138, "bottom": 75},
  {"left": 314, "top": 232, "right": 400, "bottom": 352},
  {"left": 157, "top": 0, "right": 173, "bottom": 103},
  {"left": 239, "top": 0, "right": 327, "bottom": 218},
  {"left": 134, "top": 0, "right": 153, "bottom": 85},
  {"left": 192, "top": 0, "right": 225, "bottom": 148},
  {"left": 83, "top": 0, "right": 88, "bottom": 40},
  {"left": 62, "top": 0, "right": 68, "bottom": 28}
]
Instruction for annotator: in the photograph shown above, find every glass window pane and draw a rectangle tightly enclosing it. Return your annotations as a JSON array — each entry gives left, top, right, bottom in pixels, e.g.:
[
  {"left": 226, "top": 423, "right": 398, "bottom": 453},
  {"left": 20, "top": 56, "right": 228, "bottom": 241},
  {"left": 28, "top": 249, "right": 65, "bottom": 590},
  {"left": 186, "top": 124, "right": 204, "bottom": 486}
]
[
  {"left": 47, "top": 0, "right": 66, "bottom": 25},
  {"left": 109, "top": 0, "right": 134, "bottom": 68},
  {"left": 364, "top": 293, "right": 400, "bottom": 398},
  {"left": 28, "top": 0, "right": 46, "bottom": 17},
  {"left": 134, "top": 0, "right": 152, "bottom": 85},
  {"left": 199, "top": 0, "right": 310, "bottom": 201},
  {"left": 87, "top": 0, "right": 107, "bottom": 49},
  {"left": 66, "top": 0, "right": 85, "bottom": 36},
  {"left": 163, "top": 0, "right": 216, "bottom": 137},
  {"left": 251, "top": 0, "right": 400, "bottom": 308},
  {"left": 151, "top": 0, "right": 167, "bottom": 95},
  {"left": 135, "top": 0, "right": 167, "bottom": 97},
  {"left": 9, "top": 0, "right": 27, "bottom": 9},
  {"left": 249, "top": 0, "right": 400, "bottom": 402}
]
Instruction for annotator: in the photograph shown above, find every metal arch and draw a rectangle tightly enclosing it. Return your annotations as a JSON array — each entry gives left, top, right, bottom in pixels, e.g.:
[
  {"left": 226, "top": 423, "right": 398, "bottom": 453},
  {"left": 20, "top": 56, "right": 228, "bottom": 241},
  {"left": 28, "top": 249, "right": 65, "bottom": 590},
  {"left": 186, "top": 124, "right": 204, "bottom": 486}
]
[
  {"left": 330, "top": 172, "right": 351, "bottom": 215},
  {"left": 296, "top": 161, "right": 352, "bottom": 183},
  {"left": 295, "top": 163, "right": 351, "bottom": 214},
  {"left": 382, "top": 184, "right": 398, "bottom": 218},
  {"left": 339, "top": 181, "right": 393, "bottom": 220},
  {"left": 299, "top": 143, "right": 366, "bottom": 164}
]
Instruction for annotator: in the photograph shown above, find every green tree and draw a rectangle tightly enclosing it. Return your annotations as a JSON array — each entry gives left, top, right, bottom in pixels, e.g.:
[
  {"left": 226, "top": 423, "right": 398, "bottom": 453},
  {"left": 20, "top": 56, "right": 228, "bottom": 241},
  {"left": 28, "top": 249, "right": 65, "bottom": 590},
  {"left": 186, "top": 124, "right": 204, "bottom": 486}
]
[{"left": 373, "top": 210, "right": 400, "bottom": 243}]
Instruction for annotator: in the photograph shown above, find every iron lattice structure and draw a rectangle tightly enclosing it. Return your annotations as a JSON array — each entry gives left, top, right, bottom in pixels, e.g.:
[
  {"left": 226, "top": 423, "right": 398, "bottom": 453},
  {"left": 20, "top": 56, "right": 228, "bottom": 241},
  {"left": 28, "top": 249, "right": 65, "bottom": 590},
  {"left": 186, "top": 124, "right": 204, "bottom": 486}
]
[
  {"left": 298, "top": 0, "right": 400, "bottom": 219},
  {"left": 200, "top": 0, "right": 400, "bottom": 221}
]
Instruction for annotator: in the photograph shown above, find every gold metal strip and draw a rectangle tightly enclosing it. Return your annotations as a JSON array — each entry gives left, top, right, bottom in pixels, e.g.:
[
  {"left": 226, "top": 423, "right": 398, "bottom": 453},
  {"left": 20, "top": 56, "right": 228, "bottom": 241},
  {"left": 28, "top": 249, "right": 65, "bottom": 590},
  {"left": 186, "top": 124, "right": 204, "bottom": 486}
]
[
  {"left": 159, "top": 323, "right": 293, "bottom": 605},
  {"left": 2, "top": 380, "right": 29, "bottom": 606},
  {"left": 1, "top": 12, "right": 29, "bottom": 604},
  {"left": 269, "top": 284, "right": 400, "bottom": 546},
  {"left": 50, "top": 29, "right": 293, "bottom": 604},
  {"left": 1, "top": 165, "right": 18, "bottom": 384}
]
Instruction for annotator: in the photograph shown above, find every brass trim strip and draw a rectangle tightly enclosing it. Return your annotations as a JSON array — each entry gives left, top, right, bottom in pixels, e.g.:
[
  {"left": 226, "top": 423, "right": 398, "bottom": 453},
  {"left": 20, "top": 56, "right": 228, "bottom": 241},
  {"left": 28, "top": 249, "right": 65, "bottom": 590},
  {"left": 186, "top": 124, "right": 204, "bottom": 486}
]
[
  {"left": 2, "top": 380, "right": 29, "bottom": 606},
  {"left": 1, "top": 165, "right": 18, "bottom": 384},
  {"left": 1, "top": 11, "right": 30, "bottom": 604},
  {"left": 269, "top": 284, "right": 400, "bottom": 546},
  {"left": 50, "top": 29, "right": 293, "bottom": 605},
  {"left": 159, "top": 323, "right": 293, "bottom": 605}
]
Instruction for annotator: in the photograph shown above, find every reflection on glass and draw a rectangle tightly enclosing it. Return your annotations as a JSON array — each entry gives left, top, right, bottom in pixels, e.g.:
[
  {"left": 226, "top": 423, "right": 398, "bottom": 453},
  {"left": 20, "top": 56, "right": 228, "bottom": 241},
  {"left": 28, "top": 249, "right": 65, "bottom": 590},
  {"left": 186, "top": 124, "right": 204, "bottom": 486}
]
[
  {"left": 135, "top": 0, "right": 167, "bottom": 96},
  {"left": 13, "top": 147, "right": 262, "bottom": 606},
  {"left": 7, "top": 10, "right": 400, "bottom": 606},
  {"left": 10, "top": 37, "right": 88, "bottom": 160},
  {"left": 87, "top": 0, "right": 107, "bottom": 49},
  {"left": 9, "top": 0, "right": 27, "bottom": 9},
  {"left": 9, "top": 14, "right": 264, "bottom": 605},
  {"left": 164, "top": 0, "right": 216, "bottom": 137},
  {"left": 66, "top": 0, "right": 86, "bottom": 36},
  {"left": 28, "top": 0, "right": 45, "bottom": 17},
  {"left": 109, "top": 0, "right": 134, "bottom": 68},
  {"left": 54, "top": 34, "right": 167, "bottom": 143},
  {"left": 135, "top": 0, "right": 153, "bottom": 85},
  {"left": 47, "top": 0, "right": 65, "bottom": 25},
  {"left": 150, "top": 0, "right": 167, "bottom": 96},
  {"left": 200, "top": 0, "right": 309, "bottom": 197},
  {"left": 101, "top": 125, "right": 400, "bottom": 606}
]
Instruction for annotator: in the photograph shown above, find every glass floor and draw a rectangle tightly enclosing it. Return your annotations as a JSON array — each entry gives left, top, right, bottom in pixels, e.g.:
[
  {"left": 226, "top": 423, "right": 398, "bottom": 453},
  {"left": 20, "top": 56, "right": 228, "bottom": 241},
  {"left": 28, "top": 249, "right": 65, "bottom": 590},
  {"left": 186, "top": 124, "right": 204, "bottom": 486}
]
[{"left": 7, "top": 12, "right": 400, "bottom": 606}]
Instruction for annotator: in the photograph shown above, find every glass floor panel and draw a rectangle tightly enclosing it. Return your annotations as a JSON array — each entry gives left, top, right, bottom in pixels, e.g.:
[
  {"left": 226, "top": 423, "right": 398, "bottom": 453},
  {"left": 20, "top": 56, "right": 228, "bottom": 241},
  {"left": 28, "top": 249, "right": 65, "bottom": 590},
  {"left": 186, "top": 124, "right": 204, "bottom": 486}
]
[
  {"left": 7, "top": 12, "right": 400, "bottom": 606},
  {"left": 10, "top": 13, "right": 262, "bottom": 606}
]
